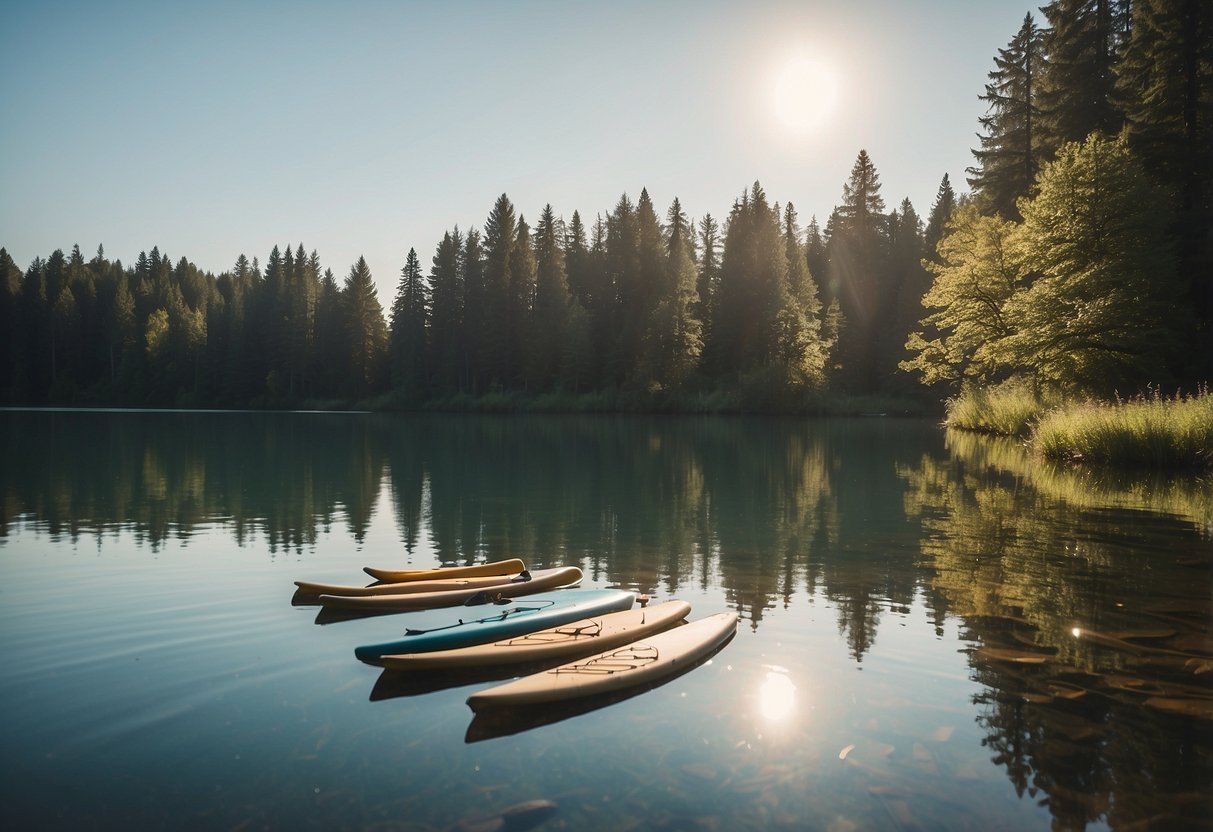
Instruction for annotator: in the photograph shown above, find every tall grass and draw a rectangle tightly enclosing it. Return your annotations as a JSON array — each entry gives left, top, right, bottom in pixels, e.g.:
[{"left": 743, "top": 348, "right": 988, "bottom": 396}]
[
  {"left": 1031, "top": 387, "right": 1213, "bottom": 468},
  {"left": 945, "top": 381, "right": 1052, "bottom": 436}
]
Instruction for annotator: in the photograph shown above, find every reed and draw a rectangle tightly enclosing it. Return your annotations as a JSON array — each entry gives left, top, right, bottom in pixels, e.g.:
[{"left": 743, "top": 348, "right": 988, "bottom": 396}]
[{"left": 1031, "top": 387, "right": 1213, "bottom": 469}]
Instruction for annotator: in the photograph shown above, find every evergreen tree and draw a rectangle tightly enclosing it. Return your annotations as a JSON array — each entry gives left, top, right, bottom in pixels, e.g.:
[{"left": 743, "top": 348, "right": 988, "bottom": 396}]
[
  {"left": 461, "top": 228, "right": 487, "bottom": 393},
  {"left": 529, "top": 204, "right": 570, "bottom": 391},
  {"left": 564, "top": 210, "right": 590, "bottom": 302},
  {"left": 1115, "top": 0, "right": 1213, "bottom": 378},
  {"left": 428, "top": 228, "right": 464, "bottom": 394},
  {"left": 804, "top": 215, "right": 828, "bottom": 296},
  {"left": 696, "top": 213, "right": 721, "bottom": 348},
  {"left": 341, "top": 256, "right": 388, "bottom": 398},
  {"left": 924, "top": 174, "right": 958, "bottom": 259},
  {"left": 482, "top": 194, "right": 517, "bottom": 389},
  {"left": 968, "top": 14, "right": 1047, "bottom": 219},
  {"left": 781, "top": 202, "right": 828, "bottom": 387},
  {"left": 827, "top": 150, "right": 890, "bottom": 392},
  {"left": 709, "top": 182, "right": 797, "bottom": 384},
  {"left": 641, "top": 198, "right": 703, "bottom": 391},
  {"left": 604, "top": 194, "right": 638, "bottom": 385},
  {"left": 1038, "top": 0, "right": 1129, "bottom": 154},
  {"left": 886, "top": 199, "right": 931, "bottom": 393},
  {"left": 313, "top": 267, "right": 343, "bottom": 398},
  {"left": 389, "top": 247, "right": 428, "bottom": 401},
  {"left": 509, "top": 216, "right": 538, "bottom": 389},
  {"left": 561, "top": 210, "right": 594, "bottom": 391},
  {"left": 628, "top": 188, "right": 665, "bottom": 385}
]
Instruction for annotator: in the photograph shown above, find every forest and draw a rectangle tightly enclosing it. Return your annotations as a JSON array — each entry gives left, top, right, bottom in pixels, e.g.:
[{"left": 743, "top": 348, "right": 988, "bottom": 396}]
[{"left": 1, "top": 0, "right": 1208, "bottom": 411}]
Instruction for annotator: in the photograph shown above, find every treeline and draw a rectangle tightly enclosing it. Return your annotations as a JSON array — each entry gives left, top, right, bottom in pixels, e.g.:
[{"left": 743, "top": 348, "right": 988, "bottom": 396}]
[
  {"left": 906, "top": 0, "right": 1212, "bottom": 394},
  {"left": 0, "top": 164, "right": 945, "bottom": 409},
  {"left": 1, "top": 0, "right": 1207, "bottom": 410}
]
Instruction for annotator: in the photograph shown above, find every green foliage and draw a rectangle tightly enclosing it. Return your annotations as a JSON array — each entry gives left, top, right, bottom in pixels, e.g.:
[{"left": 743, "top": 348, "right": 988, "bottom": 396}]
[
  {"left": 1031, "top": 387, "right": 1213, "bottom": 468},
  {"left": 909, "top": 134, "right": 1186, "bottom": 397},
  {"left": 1006, "top": 133, "right": 1182, "bottom": 393},
  {"left": 902, "top": 204, "right": 1025, "bottom": 387}
]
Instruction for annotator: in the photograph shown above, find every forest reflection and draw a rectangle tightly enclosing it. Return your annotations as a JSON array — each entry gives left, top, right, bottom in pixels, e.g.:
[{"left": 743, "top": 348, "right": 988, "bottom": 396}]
[
  {"left": 2, "top": 409, "right": 1210, "bottom": 827},
  {"left": 899, "top": 428, "right": 1212, "bottom": 829}
]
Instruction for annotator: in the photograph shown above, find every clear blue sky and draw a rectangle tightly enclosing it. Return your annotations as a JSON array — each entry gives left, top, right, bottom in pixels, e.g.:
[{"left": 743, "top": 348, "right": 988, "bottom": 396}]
[{"left": 1, "top": 0, "right": 1027, "bottom": 305}]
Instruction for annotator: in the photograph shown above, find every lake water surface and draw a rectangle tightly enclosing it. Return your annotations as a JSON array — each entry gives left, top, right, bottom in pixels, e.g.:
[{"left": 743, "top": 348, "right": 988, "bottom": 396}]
[{"left": 1, "top": 410, "right": 1209, "bottom": 831}]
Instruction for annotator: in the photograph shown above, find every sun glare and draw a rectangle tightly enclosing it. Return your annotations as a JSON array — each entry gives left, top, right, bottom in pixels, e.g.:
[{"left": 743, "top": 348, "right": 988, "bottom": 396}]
[{"left": 771, "top": 51, "right": 839, "bottom": 135}]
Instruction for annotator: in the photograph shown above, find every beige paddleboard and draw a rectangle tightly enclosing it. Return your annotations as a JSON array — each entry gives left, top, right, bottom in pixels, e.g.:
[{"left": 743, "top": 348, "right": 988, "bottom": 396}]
[
  {"left": 295, "top": 570, "right": 531, "bottom": 597},
  {"left": 362, "top": 558, "right": 525, "bottom": 583},
  {"left": 466, "top": 611, "right": 738, "bottom": 710},
  {"left": 380, "top": 600, "right": 692, "bottom": 670},
  {"left": 317, "top": 566, "right": 582, "bottom": 611}
]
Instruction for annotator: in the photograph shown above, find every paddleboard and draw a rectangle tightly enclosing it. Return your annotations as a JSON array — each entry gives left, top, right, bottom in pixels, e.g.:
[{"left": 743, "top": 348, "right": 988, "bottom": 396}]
[
  {"left": 381, "top": 600, "right": 692, "bottom": 670},
  {"left": 362, "top": 558, "right": 525, "bottom": 583},
  {"left": 319, "top": 566, "right": 582, "bottom": 611},
  {"left": 354, "top": 588, "right": 636, "bottom": 662},
  {"left": 466, "top": 611, "right": 738, "bottom": 710},
  {"left": 295, "top": 569, "right": 533, "bottom": 598}
]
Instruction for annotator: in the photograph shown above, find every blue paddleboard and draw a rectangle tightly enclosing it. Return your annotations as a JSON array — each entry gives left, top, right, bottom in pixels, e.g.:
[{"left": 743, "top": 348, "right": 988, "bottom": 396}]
[{"left": 354, "top": 588, "right": 636, "bottom": 662}]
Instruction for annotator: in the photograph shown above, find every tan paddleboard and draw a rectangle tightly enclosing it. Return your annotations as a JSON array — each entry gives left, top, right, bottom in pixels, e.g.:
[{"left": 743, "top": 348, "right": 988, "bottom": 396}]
[
  {"left": 295, "top": 569, "right": 532, "bottom": 597},
  {"left": 466, "top": 611, "right": 738, "bottom": 710},
  {"left": 362, "top": 558, "right": 525, "bottom": 583},
  {"left": 317, "top": 566, "right": 582, "bottom": 611},
  {"left": 380, "top": 600, "right": 692, "bottom": 670}
]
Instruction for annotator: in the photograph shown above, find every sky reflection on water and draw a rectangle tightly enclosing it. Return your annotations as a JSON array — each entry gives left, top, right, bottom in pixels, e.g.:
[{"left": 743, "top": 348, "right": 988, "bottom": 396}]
[{"left": 0, "top": 410, "right": 1209, "bottom": 831}]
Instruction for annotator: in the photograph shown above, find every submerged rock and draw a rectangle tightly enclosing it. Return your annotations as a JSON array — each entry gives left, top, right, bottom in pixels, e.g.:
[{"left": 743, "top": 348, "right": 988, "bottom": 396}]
[{"left": 448, "top": 800, "right": 558, "bottom": 832}]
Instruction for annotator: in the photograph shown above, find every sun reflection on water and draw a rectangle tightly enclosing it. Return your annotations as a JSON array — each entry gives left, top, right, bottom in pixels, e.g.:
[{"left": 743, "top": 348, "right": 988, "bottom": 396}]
[{"left": 758, "top": 668, "right": 797, "bottom": 722}]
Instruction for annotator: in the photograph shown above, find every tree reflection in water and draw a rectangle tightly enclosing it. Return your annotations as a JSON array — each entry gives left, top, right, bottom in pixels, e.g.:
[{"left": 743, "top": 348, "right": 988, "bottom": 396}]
[
  {"left": 2, "top": 410, "right": 1209, "bottom": 828},
  {"left": 900, "top": 428, "right": 1212, "bottom": 829}
]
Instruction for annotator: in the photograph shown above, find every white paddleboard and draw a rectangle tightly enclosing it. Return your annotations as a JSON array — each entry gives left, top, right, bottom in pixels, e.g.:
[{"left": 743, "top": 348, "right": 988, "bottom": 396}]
[{"left": 467, "top": 611, "right": 737, "bottom": 710}]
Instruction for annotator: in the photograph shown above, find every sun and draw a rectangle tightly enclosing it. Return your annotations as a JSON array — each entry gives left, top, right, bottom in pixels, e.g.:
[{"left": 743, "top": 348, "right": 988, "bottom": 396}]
[{"left": 770, "top": 52, "right": 839, "bottom": 135}]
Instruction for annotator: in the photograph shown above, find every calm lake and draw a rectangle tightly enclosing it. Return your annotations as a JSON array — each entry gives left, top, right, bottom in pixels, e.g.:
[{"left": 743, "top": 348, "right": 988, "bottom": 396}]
[{"left": 1, "top": 410, "right": 1209, "bottom": 831}]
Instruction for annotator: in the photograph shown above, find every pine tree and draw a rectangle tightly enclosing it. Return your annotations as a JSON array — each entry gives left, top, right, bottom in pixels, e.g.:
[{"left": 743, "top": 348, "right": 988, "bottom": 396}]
[
  {"left": 827, "top": 150, "right": 890, "bottom": 392},
  {"left": 341, "top": 256, "right": 388, "bottom": 398},
  {"left": 778, "top": 203, "right": 828, "bottom": 387},
  {"left": 886, "top": 199, "right": 930, "bottom": 393},
  {"left": 696, "top": 213, "right": 721, "bottom": 345},
  {"left": 1038, "top": 0, "right": 1129, "bottom": 154},
  {"left": 0, "top": 248, "right": 23, "bottom": 398},
  {"left": 461, "top": 228, "right": 487, "bottom": 393},
  {"left": 529, "top": 204, "right": 570, "bottom": 391},
  {"left": 923, "top": 174, "right": 958, "bottom": 259},
  {"left": 390, "top": 248, "right": 428, "bottom": 401},
  {"left": 710, "top": 182, "right": 794, "bottom": 382},
  {"left": 509, "top": 216, "right": 537, "bottom": 390},
  {"left": 1115, "top": 0, "right": 1213, "bottom": 379},
  {"left": 604, "top": 194, "right": 638, "bottom": 385},
  {"left": 624, "top": 188, "right": 664, "bottom": 385},
  {"left": 968, "top": 14, "right": 1047, "bottom": 219},
  {"left": 640, "top": 198, "right": 703, "bottom": 391},
  {"left": 482, "top": 194, "right": 517, "bottom": 389},
  {"left": 804, "top": 215, "right": 828, "bottom": 297},
  {"left": 313, "top": 267, "right": 343, "bottom": 398},
  {"left": 429, "top": 228, "right": 463, "bottom": 395}
]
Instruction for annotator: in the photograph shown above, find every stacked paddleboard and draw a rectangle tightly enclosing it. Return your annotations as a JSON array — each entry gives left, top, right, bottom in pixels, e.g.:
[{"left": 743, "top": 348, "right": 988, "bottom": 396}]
[{"left": 293, "top": 556, "right": 737, "bottom": 727}]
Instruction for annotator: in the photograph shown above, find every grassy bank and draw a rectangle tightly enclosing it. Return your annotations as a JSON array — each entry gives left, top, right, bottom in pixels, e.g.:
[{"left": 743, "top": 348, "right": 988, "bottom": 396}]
[{"left": 946, "top": 383, "right": 1213, "bottom": 469}]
